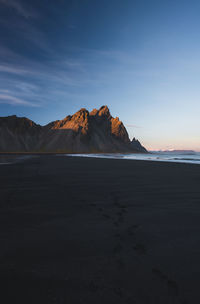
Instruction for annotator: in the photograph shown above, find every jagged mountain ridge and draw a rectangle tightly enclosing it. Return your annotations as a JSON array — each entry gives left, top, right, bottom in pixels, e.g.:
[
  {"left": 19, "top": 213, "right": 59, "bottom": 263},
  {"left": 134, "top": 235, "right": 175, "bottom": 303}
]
[{"left": 0, "top": 106, "right": 147, "bottom": 153}]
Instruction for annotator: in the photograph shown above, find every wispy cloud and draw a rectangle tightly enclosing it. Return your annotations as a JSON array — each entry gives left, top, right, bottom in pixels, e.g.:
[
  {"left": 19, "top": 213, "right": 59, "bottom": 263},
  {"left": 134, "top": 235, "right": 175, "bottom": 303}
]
[
  {"left": 0, "top": 64, "right": 31, "bottom": 75},
  {"left": 126, "top": 124, "right": 142, "bottom": 128},
  {"left": 0, "top": 94, "right": 40, "bottom": 107},
  {"left": 0, "top": 43, "right": 148, "bottom": 109},
  {"left": 0, "top": 0, "right": 37, "bottom": 19}
]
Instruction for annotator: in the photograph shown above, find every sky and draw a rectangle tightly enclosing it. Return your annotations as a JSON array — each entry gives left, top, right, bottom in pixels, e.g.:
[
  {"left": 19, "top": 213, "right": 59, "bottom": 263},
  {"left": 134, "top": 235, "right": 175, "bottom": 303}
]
[{"left": 0, "top": 0, "right": 200, "bottom": 151}]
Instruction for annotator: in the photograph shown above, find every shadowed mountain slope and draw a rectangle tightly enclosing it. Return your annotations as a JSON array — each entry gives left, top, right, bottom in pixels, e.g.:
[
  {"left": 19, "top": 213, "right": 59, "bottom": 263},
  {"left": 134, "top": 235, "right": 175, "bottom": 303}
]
[
  {"left": 0, "top": 115, "right": 42, "bottom": 152},
  {"left": 0, "top": 106, "right": 147, "bottom": 153}
]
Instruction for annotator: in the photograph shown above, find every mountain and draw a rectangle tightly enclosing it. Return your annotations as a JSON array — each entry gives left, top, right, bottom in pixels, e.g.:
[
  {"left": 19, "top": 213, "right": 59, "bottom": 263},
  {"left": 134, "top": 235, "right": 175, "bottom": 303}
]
[
  {"left": 166, "top": 150, "right": 195, "bottom": 153},
  {"left": 0, "top": 106, "right": 147, "bottom": 153},
  {"left": 0, "top": 115, "right": 42, "bottom": 152},
  {"left": 130, "top": 137, "right": 147, "bottom": 153},
  {"left": 156, "top": 150, "right": 195, "bottom": 154}
]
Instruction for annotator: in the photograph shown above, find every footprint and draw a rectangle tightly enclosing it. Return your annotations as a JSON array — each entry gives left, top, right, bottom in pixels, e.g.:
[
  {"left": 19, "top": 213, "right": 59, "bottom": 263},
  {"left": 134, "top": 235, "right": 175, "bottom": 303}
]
[
  {"left": 112, "top": 195, "right": 120, "bottom": 206},
  {"left": 89, "top": 203, "right": 96, "bottom": 206},
  {"left": 114, "top": 233, "right": 121, "bottom": 238},
  {"left": 152, "top": 267, "right": 168, "bottom": 280},
  {"left": 128, "top": 229, "right": 134, "bottom": 236},
  {"left": 118, "top": 204, "right": 127, "bottom": 210},
  {"left": 133, "top": 243, "right": 147, "bottom": 255},
  {"left": 116, "top": 211, "right": 123, "bottom": 216},
  {"left": 113, "top": 287, "right": 124, "bottom": 298},
  {"left": 89, "top": 280, "right": 98, "bottom": 293},
  {"left": 102, "top": 213, "right": 111, "bottom": 219},
  {"left": 181, "top": 300, "right": 189, "bottom": 304},
  {"left": 167, "top": 278, "right": 179, "bottom": 296},
  {"left": 118, "top": 216, "right": 124, "bottom": 223},
  {"left": 116, "top": 258, "right": 125, "bottom": 270},
  {"left": 127, "top": 224, "right": 139, "bottom": 234},
  {"left": 152, "top": 268, "right": 179, "bottom": 296},
  {"left": 113, "top": 243, "right": 123, "bottom": 254}
]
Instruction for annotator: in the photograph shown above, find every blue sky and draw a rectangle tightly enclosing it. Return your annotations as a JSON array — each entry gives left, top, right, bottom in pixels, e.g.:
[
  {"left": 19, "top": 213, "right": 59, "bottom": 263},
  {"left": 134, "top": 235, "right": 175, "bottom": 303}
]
[{"left": 0, "top": 0, "right": 200, "bottom": 151}]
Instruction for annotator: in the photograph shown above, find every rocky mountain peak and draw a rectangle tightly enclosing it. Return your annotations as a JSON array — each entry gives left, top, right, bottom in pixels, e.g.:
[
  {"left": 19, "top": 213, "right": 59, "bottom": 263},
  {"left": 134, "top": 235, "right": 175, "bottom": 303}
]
[
  {"left": 111, "top": 116, "right": 129, "bottom": 143},
  {"left": 90, "top": 105, "right": 110, "bottom": 118},
  {"left": 131, "top": 137, "right": 147, "bottom": 152},
  {"left": 98, "top": 105, "right": 111, "bottom": 117},
  {"left": 0, "top": 106, "right": 146, "bottom": 153},
  {"left": 73, "top": 108, "right": 90, "bottom": 122}
]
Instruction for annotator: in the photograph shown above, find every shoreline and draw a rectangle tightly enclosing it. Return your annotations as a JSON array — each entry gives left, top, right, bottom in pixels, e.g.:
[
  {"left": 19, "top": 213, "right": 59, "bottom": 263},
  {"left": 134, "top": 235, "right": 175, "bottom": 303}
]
[
  {"left": 1, "top": 151, "right": 200, "bottom": 166},
  {"left": 66, "top": 153, "right": 200, "bottom": 165},
  {"left": 0, "top": 150, "right": 148, "bottom": 155}
]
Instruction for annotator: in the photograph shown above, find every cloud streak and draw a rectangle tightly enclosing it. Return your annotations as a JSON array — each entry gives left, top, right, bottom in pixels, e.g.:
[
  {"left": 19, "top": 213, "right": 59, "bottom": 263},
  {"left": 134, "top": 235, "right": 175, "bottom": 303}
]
[
  {"left": 0, "top": 64, "right": 32, "bottom": 75},
  {"left": 0, "top": 0, "right": 37, "bottom": 18},
  {"left": 0, "top": 94, "right": 40, "bottom": 107},
  {"left": 0, "top": 45, "right": 143, "bottom": 110},
  {"left": 126, "top": 124, "right": 142, "bottom": 128}
]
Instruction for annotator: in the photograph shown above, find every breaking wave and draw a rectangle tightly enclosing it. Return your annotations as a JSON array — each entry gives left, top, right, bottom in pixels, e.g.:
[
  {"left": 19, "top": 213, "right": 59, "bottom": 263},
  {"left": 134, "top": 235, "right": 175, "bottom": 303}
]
[{"left": 66, "top": 151, "right": 200, "bottom": 164}]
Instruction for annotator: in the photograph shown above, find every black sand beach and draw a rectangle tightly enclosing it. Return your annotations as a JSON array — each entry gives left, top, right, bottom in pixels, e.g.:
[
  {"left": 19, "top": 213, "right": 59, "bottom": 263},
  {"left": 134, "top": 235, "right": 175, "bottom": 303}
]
[{"left": 1, "top": 155, "right": 200, "bottom": 303}]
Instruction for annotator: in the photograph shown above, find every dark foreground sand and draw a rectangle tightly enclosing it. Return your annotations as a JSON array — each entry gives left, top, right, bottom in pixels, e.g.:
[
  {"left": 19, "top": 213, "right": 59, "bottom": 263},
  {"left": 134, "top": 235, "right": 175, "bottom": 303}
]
[{"left": 0, "top": 156, "right": 200, "bottom": 304}]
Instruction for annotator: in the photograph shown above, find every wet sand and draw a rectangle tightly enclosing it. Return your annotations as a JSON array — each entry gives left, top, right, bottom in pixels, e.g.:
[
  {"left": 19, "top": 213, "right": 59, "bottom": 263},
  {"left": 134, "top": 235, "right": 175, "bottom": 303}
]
[{"left": 0, "top": 155, "right": 200, "bottom": 303}]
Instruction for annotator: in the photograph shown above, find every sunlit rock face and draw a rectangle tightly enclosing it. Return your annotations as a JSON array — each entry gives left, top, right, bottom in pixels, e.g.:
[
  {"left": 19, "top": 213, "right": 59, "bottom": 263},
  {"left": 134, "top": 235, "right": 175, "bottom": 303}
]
[{"left": 0, "top": 106, "right": 147, "bottom": 153}]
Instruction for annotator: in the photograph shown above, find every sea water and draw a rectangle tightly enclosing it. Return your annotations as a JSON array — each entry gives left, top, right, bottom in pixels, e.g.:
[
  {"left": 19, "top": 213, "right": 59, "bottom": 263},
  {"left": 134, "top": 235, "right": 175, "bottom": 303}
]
[{"left": 67, "top": 151, "right": 200, "bottom": 165}]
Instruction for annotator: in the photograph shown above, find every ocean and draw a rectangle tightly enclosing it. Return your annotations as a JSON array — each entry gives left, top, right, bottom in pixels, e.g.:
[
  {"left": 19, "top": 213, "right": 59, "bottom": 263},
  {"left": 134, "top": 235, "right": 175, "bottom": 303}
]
[{"left": 67, "top": 151, "right": 200, "bottom": 165}]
